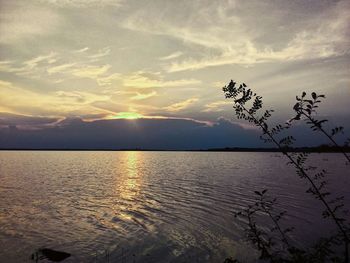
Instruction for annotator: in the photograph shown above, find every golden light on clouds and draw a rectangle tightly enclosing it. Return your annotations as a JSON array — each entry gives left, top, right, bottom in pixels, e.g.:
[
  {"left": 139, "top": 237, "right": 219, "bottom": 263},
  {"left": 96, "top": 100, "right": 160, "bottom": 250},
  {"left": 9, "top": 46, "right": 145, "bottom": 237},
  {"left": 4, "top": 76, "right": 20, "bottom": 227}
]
[
  {"left": 0, "top": 0, "right": 349, "bottom": 128},
  {"left": 164, "top": 98, "right": 198, "bottom": 112},
  {"left": 113, "top": 112, "right": 143, "bottom": 120}
]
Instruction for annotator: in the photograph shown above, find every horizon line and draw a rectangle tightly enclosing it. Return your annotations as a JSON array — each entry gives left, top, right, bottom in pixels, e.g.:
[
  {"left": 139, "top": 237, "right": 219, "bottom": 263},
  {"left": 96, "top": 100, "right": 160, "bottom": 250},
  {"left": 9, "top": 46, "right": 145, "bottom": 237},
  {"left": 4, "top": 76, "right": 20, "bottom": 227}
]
[{"left": 0, "top": 146, "right": 349, "bottom": 153}]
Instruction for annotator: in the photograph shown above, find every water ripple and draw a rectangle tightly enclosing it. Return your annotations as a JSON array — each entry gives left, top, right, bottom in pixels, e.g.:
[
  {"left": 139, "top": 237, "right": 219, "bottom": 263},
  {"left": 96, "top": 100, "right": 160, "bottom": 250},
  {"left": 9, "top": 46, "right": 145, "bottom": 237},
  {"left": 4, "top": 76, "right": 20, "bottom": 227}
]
[{"left": 0, "top": 151, "right": 349, "bottom": 262}]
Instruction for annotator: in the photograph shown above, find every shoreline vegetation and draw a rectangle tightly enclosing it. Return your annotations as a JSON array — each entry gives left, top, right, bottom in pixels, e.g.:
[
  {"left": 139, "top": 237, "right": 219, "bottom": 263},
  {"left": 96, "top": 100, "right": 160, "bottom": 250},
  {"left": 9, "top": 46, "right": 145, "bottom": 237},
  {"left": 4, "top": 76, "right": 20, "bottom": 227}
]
[
  {"left": 1, "top": 145, "right": 350, "bottom": 152},
  {"left": 222, "top": 81, "right": 349, "bottom": 262}
]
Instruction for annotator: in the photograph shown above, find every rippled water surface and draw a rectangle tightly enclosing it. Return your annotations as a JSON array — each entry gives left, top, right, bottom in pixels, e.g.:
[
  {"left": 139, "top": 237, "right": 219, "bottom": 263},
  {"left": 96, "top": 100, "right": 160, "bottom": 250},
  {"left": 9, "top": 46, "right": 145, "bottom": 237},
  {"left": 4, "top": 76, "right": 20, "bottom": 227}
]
[{"left": 0, "top": 151, "right": 349, "bottom": 262}]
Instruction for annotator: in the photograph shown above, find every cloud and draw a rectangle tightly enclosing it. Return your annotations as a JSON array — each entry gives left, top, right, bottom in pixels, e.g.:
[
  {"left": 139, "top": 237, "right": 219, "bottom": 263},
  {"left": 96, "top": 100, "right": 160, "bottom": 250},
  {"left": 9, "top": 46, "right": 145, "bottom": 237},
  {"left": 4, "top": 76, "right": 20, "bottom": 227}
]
[
  {"left": 216, "top": 116, "right": 257, "bottom": 130},
  {"left": 0, "top": 80, "right": 13, "bottom": 88},
  {"left": 122, "top": 0, "right": 350, "bottom": 72},
  {"left": 164, "top": 98, "right": 199, "bottom": 112},
  {"left": 212, "top": 81, "right": 227, "bottom": 89},
  {"left": 47, "top": 63, "right": 77, "bottom": 74},
  {"left": 0, "top": 53, "right": 61, "bottom": 80},
  {"left": 71, "top": 64, "right": 111, "bottom": 79},
  {"left": 0, "top": 47, "right": 116, "bottom": 83},
  {"left": 0, "top": 112, "right": 60, "bottom": 129},
  {"left": 123, "top": 71, "right": 201, "bottom": 88},
  {"left": 130, "top": 91, "right": 157, "bottom": 100},
  {"left": 74, "top": 47, "right": 89, "bottom": 53},
  {"left": 159, "top": 51, "right": 183, "bottom": 60},
  {"left": 0, "top": 0, "right": 348, "bottom": 131},
  {"left": 2, "top": 116, "right": 342, "bottom": 149},
  {"left": 0, "top": 80, "right": 111, "bottom": 117},
  {"left": 0, "top": 49, "right": 201, "bottom": 90},
  {"left": 121, "top": 1, "right": 239, "bottom": 51},
  {"left": 0, "top": 117, "right": 263, "bottom": 149},
  {"left": 97, "top": 73, "right": 121, "bottom": 86},
  {"left": 203, "top": 101, "right": 232, "bottom": 112},
  {"left": 38, "top": 0, "right": 124, "bottom": 8},
  {"left": 88, "top": 47, "right": 111, "bottom": 59},
  {"left": 0, "top": 61, "right": 27, "bottom": 73},
  {"left": 55, "top": 90, "right": 110, "bottom": 103},
  {"left": 0, "top": 2, "right": 62, "bottom": 44},
  {"left": 23, "top": 52, "right": 57, "bottom": 69}
]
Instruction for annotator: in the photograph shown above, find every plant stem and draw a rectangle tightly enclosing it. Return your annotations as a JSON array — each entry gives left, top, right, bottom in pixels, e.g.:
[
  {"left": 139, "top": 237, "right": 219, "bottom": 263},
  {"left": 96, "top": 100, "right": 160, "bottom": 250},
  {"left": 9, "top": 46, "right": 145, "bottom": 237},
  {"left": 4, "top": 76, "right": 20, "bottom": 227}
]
[
  {"left": 239, "top": 103, "right": 349, "bottom": 262},
  {"left": 247, "top": 209, "right": 271, "bottom": 259},
  {"left": 302, "top": 112, "right": 350, "bottom": 163},
  {"left": 259, "top": 199, "right": 290, "bottom": 248}
]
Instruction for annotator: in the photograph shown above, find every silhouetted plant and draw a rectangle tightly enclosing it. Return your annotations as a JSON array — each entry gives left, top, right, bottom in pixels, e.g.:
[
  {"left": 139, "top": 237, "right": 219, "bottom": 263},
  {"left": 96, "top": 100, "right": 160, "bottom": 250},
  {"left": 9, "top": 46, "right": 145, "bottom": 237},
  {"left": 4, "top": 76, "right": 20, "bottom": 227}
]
[
  {"left": 222, "top": 80, "right": 349, "bottom": 262},
  {"left": 291, "top": 91, "right": 350, "bottom": 163},
  {"left": 234, "top": 190, "right": 294, "bottom": 261}
]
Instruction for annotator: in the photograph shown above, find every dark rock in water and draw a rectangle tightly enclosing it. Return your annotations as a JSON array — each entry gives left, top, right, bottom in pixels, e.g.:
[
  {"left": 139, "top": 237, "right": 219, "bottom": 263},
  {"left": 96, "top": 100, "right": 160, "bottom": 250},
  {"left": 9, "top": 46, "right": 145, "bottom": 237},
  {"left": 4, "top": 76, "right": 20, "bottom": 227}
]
[
  {"left": 31, "top": 248, "right": 71, "bottom": 262},
  {"left": 223, "top": 258, "right": 239, "bottom": 263}
]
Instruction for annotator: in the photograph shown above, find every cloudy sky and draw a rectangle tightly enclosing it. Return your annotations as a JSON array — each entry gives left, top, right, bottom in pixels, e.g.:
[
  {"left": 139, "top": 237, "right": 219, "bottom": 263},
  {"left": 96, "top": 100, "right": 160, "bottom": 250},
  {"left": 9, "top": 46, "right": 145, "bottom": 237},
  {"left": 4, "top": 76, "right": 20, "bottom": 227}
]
[{"left": 0, "top": 0, "right": 349, "bottom": 148}]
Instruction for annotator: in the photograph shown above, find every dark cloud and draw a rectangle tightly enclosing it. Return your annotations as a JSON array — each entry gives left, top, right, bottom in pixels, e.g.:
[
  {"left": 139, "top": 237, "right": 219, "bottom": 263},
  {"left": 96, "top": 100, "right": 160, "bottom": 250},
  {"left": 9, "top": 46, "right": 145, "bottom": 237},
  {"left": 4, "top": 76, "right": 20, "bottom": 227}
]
[
  {"left": 0, "top": 118, "right": 261, "bottom": 149},
  {"left": 0, "top": 112, "right": 60, "bottom": 127},
  {"left": 1, "top": 117, "right": 349, "bottom": 150}
]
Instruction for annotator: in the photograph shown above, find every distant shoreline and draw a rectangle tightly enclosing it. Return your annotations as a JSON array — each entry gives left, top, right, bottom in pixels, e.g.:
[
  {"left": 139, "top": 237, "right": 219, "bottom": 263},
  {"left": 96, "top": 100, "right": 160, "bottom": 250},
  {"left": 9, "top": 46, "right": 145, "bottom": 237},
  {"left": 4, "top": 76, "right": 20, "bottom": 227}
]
[{"left": 1, "top": 146, "right": 349, "bottom": 153}]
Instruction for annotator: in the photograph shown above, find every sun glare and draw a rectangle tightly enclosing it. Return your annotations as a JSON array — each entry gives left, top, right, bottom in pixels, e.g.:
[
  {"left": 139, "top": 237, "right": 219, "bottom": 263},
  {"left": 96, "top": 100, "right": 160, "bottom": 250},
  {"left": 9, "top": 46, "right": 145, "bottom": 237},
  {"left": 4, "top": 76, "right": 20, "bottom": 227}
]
[{"left": 113, "top": 112, "right": 143, "bottom": 120}]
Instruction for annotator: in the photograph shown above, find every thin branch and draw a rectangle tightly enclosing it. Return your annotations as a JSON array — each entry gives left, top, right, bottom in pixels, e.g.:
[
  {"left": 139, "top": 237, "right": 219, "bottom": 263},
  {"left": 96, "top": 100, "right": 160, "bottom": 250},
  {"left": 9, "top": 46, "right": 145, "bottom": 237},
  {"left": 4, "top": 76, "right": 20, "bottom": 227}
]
[{"left": 301, "top": 112, "right": 350, "bottom": 163}]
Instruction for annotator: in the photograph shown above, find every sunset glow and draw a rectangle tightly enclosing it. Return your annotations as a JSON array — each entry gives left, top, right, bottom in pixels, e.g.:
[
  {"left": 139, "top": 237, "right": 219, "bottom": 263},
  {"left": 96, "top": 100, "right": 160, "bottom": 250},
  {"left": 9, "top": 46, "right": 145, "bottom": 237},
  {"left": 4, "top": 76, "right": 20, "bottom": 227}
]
[
  {"left": 1, "top": 2, "right": 350, "bottom": 262},
  {"left": 0, "top": 0, "right": 349, "bottom": 148},
  {"left": 113, "top": 112, "right": 143, "bottom": 120}
]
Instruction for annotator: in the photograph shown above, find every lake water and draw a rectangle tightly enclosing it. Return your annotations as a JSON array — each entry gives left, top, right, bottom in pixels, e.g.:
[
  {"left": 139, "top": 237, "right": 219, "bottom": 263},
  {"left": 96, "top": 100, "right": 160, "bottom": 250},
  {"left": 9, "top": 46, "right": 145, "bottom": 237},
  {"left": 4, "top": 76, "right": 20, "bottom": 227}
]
[{"left": 0, "top": 151, "right": 349, "bottom": 262}]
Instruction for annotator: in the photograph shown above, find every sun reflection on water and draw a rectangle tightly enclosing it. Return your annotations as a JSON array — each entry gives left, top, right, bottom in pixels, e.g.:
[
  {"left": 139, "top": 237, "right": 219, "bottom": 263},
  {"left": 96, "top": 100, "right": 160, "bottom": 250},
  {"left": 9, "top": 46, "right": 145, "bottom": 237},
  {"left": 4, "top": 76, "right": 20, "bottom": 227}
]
[
  {"left": 121, "top": 151, "right": 142, "bottom": 200},
  {"left": 112, "top": 151, "right": 144, "bottom": 225}
]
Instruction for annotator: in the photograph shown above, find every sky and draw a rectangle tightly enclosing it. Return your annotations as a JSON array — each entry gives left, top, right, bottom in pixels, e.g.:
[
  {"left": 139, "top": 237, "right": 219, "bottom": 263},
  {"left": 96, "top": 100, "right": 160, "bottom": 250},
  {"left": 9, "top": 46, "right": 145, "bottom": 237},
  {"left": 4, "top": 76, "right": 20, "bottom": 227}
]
[{"left": 0, "top": 0, "right": 349, "bottom": 149}]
